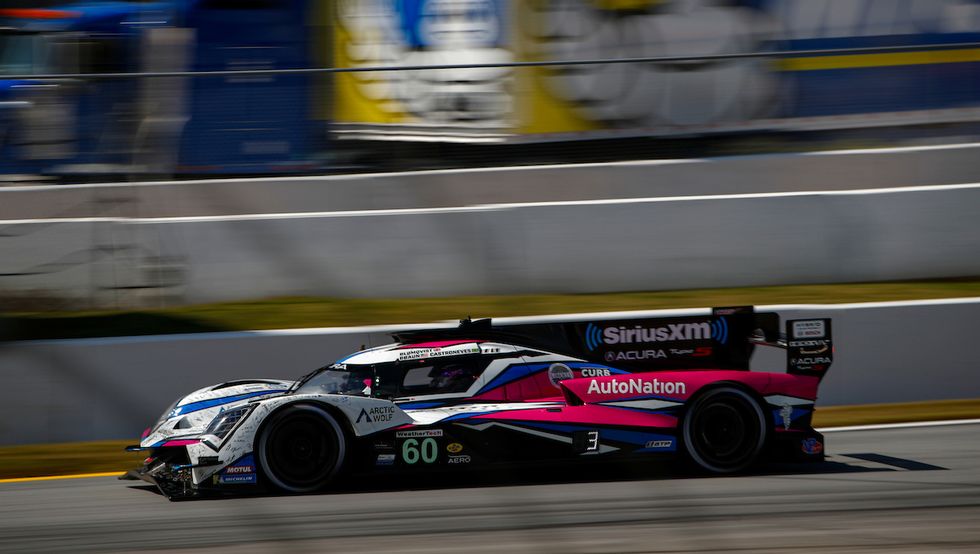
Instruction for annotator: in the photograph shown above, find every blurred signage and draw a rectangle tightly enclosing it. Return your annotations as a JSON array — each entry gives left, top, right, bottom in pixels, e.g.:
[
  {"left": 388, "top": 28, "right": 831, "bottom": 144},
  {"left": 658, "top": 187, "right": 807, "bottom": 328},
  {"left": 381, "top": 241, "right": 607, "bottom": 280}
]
[
  {"left": 333, "top": 0, "right": 980, "bottom": 138},
  {"left": 332, "top": 0, "right": 512, "bottom": 125}
]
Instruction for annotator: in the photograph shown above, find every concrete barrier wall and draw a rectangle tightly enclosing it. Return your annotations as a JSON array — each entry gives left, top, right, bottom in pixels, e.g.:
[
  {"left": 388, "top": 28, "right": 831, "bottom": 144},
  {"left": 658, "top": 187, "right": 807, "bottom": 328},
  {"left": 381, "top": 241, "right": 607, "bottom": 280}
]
[
  {"left": 2, "top": 184, "right": 979, "bottom": 304},
  {"left": 2, "top": 299, "right": 978, "bottom": 445},
  {"left": 3, "top": 143, "right": 980, "bottom": 219}
]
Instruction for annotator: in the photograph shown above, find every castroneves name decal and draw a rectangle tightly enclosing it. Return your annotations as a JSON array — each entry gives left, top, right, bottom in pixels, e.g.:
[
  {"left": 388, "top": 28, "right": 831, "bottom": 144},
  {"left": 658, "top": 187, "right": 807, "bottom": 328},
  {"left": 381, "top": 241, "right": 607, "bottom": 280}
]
[
  {"left": 587, "top": 378, "right": 686, "bottom": 396},
  {"left": 397, "top": 344, "right": 480, "bottom": 361}
]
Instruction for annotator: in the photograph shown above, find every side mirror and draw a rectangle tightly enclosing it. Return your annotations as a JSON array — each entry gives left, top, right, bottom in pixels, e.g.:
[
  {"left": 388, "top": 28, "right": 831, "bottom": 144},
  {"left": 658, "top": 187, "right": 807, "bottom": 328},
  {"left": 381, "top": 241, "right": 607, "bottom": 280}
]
[{"left": 371, "top": 371, "right": 399, "bottom": 400}]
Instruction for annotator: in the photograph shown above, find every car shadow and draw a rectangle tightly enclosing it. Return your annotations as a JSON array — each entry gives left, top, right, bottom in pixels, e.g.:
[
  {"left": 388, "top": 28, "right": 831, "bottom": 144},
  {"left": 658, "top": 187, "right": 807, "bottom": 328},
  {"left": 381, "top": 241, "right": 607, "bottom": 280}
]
[{"left": 126, "top": 451, "right": 947, "bottom": 501}]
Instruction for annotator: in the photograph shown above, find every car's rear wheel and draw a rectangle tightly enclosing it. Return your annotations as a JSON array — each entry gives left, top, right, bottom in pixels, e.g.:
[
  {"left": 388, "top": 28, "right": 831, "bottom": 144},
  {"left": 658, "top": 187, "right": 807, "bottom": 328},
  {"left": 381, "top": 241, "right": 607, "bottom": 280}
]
[
  {"left": 682, "top": 387, "right": 767, "bottom": 473},
  {"left": 257, "top": 404, "right": 346, "bottom": 493}
]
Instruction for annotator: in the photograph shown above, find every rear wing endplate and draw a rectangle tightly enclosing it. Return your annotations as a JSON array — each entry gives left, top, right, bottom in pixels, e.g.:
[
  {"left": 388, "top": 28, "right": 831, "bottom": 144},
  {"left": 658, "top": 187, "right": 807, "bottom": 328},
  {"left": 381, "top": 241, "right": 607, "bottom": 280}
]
[{"left": 785, "top": 318, "right": 833, "bottom": 378}]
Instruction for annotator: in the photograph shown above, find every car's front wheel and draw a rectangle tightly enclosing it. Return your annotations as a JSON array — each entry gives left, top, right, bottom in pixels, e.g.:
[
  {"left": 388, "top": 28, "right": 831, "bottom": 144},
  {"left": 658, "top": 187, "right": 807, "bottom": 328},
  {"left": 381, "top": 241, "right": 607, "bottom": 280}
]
[
  {"left": 257, "top": 404, "right": 346, "bottom": 493},
  {"left": 682, "top": 387, "right": 767, "bottom": 473}
]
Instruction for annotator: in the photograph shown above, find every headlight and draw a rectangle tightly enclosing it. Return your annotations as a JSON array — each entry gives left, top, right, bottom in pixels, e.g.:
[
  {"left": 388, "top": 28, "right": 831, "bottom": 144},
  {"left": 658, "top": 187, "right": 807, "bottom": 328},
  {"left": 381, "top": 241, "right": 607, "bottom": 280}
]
[
  {"left": 154, "top": 399, "right": 180, "bottom": 428},
  {"left": 205, "top": 405, "right": 255, "bottom": 440}
]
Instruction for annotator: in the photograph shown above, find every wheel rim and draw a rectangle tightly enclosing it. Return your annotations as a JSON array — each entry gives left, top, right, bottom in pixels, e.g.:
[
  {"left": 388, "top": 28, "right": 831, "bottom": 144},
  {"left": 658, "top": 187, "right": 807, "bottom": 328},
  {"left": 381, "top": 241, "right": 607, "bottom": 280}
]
[
  {"left": 684, "top": 389, "right": 765, "bottom": 472},
  {"left": 260, "top": 407, "right": 344, "bottom": 492}
]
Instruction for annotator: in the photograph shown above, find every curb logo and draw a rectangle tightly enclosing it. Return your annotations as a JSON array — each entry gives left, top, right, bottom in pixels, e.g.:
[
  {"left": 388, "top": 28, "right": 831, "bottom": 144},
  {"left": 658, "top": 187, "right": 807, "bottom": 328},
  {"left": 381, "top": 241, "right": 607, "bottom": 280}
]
[{"left": 447, "top": 442, "right": 463, "bottom": 453}]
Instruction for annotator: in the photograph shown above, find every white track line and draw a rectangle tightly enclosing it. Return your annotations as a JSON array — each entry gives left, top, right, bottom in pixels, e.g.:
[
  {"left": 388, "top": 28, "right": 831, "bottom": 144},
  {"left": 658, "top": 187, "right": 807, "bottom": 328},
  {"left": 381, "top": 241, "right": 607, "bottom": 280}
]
[
  {"left": 3, "top": 141, "right": 977, "bottom": 192},
  {"left": 3, "top": 181, "right": 979, "bottom": 225},
  {"left": 819, "top": 418, "right": 980, "bottom": 433}
]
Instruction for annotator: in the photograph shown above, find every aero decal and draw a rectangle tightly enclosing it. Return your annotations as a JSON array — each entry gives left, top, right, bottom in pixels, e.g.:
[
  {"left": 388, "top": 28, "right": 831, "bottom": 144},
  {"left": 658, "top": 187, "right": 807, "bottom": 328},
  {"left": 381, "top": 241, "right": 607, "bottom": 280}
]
[{"left": 456, "top": 421, "right": 619, "bottom": 453}]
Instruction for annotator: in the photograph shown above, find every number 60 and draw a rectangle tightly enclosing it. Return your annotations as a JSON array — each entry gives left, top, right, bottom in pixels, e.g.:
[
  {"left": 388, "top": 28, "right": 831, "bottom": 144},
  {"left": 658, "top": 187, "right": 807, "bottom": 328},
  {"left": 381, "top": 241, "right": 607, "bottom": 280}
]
[{"left": 402, "top": 437, "right": 438, "bottom": 464}]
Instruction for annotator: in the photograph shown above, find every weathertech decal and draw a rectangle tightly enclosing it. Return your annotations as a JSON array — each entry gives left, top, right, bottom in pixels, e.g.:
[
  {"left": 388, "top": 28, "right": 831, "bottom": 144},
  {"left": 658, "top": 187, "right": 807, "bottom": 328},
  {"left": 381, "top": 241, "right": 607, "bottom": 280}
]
[
  {"left": 587, "top": 378, "right": 686, "bottom": 396},
  {"left": 395, "top": 429, "right": 444, "bottom": 438}
]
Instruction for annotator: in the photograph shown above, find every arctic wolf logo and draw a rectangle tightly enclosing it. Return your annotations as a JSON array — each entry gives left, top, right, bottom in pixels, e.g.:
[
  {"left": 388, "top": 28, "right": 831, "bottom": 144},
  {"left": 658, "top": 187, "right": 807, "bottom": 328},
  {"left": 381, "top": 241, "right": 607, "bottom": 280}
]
[{"left": 357, "top": 406, "right": 395, "bottom": 423}]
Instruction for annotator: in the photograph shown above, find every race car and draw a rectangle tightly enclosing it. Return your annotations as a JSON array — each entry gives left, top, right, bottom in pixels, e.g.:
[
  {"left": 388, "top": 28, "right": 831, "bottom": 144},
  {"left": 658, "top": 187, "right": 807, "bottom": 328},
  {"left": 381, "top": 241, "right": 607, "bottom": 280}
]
[{"left": 125, "top": 306, "right": 833, "bottom": 500}]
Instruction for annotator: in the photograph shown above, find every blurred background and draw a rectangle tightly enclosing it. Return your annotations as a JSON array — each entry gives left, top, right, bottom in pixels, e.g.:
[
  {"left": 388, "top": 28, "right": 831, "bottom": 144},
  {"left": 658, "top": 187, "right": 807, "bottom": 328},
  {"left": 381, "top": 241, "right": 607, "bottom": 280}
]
[
  {"left": 1, "top": 0, "right": 979, "bottom": 182},
  {"left": 1, "top": 0, "right": 979, "bottom": 309},
  {"left": 1, "top": 2, "right": 980, "bottom": 552}
]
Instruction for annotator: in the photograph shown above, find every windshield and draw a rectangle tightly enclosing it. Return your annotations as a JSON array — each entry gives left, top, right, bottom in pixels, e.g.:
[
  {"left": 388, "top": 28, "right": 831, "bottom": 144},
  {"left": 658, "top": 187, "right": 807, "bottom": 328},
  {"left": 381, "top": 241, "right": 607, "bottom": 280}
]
[{"left": 297, "top": 365, "right": 374, "bottom": 397}]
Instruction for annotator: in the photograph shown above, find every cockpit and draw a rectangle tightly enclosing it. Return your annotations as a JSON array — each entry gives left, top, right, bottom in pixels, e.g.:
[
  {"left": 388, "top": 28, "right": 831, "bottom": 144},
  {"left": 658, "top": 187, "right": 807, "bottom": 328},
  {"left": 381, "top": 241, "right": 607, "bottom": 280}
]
[{"left": 295, "top": 355, "right": 486, "bottom": 400}]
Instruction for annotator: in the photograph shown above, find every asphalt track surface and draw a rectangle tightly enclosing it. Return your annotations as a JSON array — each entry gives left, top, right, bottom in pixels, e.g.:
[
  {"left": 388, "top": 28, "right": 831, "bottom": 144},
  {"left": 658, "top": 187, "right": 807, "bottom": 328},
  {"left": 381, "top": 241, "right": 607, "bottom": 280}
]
[{"left": 1, "top": 423, "right": 978, "bottom": 553}]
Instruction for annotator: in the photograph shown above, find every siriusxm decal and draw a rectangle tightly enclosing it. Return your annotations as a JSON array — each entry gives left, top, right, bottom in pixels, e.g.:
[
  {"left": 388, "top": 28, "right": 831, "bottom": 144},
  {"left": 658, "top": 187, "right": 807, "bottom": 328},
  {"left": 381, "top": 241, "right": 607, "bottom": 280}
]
[
  {"left": 585, "top": 323, "right": 604, "bottom": 351},
  {"left": 713, "top": 317, "right": 728, "bottom": 344},
  {"left": 584, "top": 318, "right": 728, "bottom": 350}
]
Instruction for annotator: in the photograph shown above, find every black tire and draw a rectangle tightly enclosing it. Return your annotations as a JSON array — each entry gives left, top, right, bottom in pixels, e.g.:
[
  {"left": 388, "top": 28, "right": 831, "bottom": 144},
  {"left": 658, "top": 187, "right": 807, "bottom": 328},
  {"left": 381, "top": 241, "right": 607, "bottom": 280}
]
[
  {"left": 682, "top": 387, "right": 767, "bottom": 474},
  {"left": 257, "top": 404, "right": 346, "bottom": 493}
]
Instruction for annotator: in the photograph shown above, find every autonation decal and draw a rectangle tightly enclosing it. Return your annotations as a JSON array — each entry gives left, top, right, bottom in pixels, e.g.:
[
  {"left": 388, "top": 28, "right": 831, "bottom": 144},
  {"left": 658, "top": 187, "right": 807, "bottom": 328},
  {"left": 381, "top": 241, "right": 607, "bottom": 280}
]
[
  {"left": 585, "top": 318, "right": 728, "bottom": 350},
  {"left": 587, "top": 378, "right": 686, "bottom": 396}
]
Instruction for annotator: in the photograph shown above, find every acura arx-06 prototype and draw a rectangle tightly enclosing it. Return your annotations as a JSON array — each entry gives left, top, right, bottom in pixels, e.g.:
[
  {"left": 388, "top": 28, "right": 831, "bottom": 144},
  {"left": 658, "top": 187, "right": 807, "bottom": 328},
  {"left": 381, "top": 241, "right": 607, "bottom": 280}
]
[{"left": 125, "top": 307, "right": 833, "bottom": 499}]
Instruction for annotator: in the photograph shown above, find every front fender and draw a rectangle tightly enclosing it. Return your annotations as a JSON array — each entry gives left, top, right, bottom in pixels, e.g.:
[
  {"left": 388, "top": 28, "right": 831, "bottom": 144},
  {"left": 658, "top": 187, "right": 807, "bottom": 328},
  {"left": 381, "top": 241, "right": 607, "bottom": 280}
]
[{"left": 188, "top": 394, "right": 412, "bottom": 484}]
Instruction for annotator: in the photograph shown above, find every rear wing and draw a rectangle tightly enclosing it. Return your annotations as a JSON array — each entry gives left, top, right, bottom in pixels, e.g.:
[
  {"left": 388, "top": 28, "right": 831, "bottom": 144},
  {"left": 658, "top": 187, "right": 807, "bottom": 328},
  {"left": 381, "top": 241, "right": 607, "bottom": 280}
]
[{"left": 394, "top": 306, "right": 833, "bottom": 377}]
